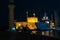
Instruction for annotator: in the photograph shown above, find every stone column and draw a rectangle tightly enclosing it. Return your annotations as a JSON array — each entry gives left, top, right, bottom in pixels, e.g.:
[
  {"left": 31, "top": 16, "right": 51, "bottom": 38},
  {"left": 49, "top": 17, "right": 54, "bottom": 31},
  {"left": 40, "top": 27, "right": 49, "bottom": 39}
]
[{"left": 8, "top": 4, "right": 15, "bottom": 31}]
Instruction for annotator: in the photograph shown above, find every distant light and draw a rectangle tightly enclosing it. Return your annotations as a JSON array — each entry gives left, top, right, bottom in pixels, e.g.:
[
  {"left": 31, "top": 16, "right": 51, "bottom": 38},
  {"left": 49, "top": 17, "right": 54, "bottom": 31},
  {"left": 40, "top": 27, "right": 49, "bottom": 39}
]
[
  {"left": 42, "top": 32, "right": 45, "bottom": 35},
  {"left": 42, "top": 17, "right": 45, "bottom": 20},
  {"left": 45, "top": 21, "right": 49, "bottom": 24},
  {"left": 46, "top": 17, "right": 48, "bottom": 20},
  {"left": 12, "top": 27, "right": 16, "bottom": 30},
  {"left": 18, "top": 24, "right": 21, "bottom": 26},
  {"left": 42, "top": 17, "right": 49, "bottom": 20},
  {"left": 33, "top": 13, "right": 35, "bottom": 16},
  {"left": 43, "top": 17, "right": 45, "bottom": 19}
]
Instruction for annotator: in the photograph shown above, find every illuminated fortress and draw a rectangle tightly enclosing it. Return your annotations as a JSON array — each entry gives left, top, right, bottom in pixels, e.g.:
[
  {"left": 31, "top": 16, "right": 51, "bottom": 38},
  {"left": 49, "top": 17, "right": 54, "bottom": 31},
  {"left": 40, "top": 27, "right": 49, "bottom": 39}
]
[{"left": 8, "top": 0, "right": 55, "bottom": 35}]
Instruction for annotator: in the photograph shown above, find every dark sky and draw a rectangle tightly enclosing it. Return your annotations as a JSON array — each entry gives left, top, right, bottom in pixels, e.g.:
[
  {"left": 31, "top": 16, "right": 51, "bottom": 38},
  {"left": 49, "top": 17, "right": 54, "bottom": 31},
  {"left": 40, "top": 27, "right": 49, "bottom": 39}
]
[
  {"left": 0, "top": 0, "right": 60, "bottom": 29},
  {"left": 14, "top": 0, "right": 60, "bottom": 21}
]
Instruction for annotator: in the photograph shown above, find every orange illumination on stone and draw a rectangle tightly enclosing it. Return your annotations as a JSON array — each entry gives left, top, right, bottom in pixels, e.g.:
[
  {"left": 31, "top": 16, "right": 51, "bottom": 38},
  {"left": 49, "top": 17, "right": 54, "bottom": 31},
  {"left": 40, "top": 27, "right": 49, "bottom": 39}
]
[
  {"left": 27, "top": 23, "right": 37, "bottom": 30},
  {"left": 50, "top": 22, "right": 55, "bottom": 27},
  {"left": 27, "top": 17, "right": 38, "bottom": 23},
  {"left": 16, "top": 22, "right": 27, "bottom": 29}
]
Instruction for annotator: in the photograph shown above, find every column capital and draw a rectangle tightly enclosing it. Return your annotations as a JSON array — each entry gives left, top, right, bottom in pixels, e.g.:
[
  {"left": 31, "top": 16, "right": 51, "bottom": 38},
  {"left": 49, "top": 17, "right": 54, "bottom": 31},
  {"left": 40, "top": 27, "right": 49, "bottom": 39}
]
[{"left": 9, "top": 0, "right": 14, "bottom": 3}]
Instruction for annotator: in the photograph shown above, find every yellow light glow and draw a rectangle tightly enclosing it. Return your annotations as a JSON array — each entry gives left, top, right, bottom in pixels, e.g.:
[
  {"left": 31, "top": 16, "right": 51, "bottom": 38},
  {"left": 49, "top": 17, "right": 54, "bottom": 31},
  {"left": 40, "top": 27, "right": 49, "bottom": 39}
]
[
  {"left": 27, "top": 17, "right": 38, "bottom": 23},
  {"left": 42, "top": 32, "right": 45, "bottom": 35},
  {"left": 31, "top": 31, "right": 37, "bottom": 34},
  {"left": 16, "top": 22, "right": 27, "bottom": 29}
]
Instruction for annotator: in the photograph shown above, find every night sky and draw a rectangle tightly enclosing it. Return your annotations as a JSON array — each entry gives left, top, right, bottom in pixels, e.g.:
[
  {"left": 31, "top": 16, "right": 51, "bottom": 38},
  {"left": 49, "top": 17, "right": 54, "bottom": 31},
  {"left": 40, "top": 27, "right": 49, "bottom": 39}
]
[{"left": 0, "top": 0, "right": 60, "bottom": 29}]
